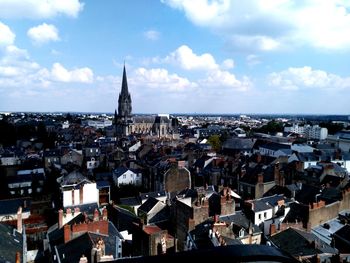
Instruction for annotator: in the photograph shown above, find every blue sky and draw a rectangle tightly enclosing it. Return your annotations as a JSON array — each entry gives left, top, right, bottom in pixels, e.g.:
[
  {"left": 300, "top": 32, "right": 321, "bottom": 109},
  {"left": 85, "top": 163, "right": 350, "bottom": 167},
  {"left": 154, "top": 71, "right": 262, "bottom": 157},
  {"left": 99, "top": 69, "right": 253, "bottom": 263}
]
[{"left": 0, "top": 0, "right": 350, "bottom": 114}]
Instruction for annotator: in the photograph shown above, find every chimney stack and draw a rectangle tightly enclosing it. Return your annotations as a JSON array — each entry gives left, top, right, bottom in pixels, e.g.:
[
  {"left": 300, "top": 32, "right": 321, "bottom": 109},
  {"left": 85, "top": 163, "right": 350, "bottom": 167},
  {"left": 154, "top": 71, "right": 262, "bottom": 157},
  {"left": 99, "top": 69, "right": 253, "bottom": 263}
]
[
  {"left": 58, "top": 209, "right": 63, "bottom": 228},
  {"left": 15, "top": 252, "right": 21, "bottom": 263},
  {"left": 94, "top": 209, "right": 99, "bottom": 221},
  {"left": 102, "top": 207, "right": 108, "bottom": 221},
  {"left": 270, "top": 223, "right": 276, "bottom": 235},
  {"left": 17, "top": 206, "right": 22, "bottom": 234}
]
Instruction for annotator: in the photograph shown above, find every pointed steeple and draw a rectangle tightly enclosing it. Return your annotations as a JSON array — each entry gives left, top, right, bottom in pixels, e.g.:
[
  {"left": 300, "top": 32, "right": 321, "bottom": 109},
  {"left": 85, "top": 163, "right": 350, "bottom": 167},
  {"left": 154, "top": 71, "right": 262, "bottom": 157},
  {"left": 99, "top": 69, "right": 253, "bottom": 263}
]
[
  {"left": 117, "top": 65, "right": 132, "bottom": 118},
  {"left": 121, "top": 64, "right": 129, "bottom": 96}
]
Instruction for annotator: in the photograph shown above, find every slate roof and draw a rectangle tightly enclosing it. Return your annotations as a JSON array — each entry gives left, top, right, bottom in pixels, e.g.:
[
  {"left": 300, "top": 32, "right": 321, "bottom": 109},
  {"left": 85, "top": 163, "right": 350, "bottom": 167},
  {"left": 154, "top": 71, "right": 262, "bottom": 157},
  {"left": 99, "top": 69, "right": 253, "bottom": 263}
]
[
  {"left": 252, "top": 194, "right": 286, "bottom": 212},
  {"left": 0, "top": 198, "right": 31, "bottom": 216},
  {"left": 222, "top": 138, "right": 255, "bottom": 151},
  {"left": 138, "top": 197, "right": 159, "bottom": 214},
  {"left": 96, "top": 180, "right": 110, "bottom": 189},
  {"left": 56, "top": 221, "right": 122, "bottom": 263},
  {"left": 107, "top": 205, "right": 140, "bottom": 232},
  {"left": 259, "top": 141, "right": 290, "bottom": 151},
  {"left": 140, "top": 191, "right": 166, "bottom": 201},
  {"left": 148, "top": 206, "right": 170, "bottom": 224},
  {"left": 119, "top": 197, "right": 141, "bottom": 207},
  {"left": 61, "top": 170, "right": 90, "bottom": 186},
  {"left": 0, "top": 224, "right": 23, "bottom": 263},
  {"left": 220, "top": 211, "right": 250, "bottom": 229},
  {"left": 113, "top": 167, "right": 129, "bottom": 178},
  {"left": 270, "top": 227, "right": 337, "bottom": 257},
  {"left": 334, "top": 224, "right": 350, "bottom": 244}
]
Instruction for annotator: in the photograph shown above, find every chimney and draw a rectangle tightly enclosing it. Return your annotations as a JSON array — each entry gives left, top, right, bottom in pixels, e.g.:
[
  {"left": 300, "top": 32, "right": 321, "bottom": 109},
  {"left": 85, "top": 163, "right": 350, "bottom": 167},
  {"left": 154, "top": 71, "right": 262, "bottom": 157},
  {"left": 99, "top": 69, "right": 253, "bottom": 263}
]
[
  {"left": 80, "top": 186, "right": 84, "bottom": 205},
  {"left": 58, "top": 209, "right": 64, "bottom": 228},
  {"left": 94, "top": 209, "right": 99, "bottom": 221},
  {"left": 66, "top": 207, "right": 72, "bottom": 216},
  {"left": 178, "top": 160, "right": 185, "bottom": 168},
  {"left": 64, "top": 224, "right": 71, "bottom": 243},
  {"left": 17, "top": 206, "right": 22, "bottom": 234},
  {"left": 270, "top": 223, "right": 276, "bottom": 235},
  {"left": 79, "top": 254, "right": 88, "bottom": 263},
  {"left": 102, "top": 207, "right": 108, "bottom": 221},
  {"left": 214, "top": 214, "right": 219, "bottom": 223},
  {"left": 15, "top": 252, "right": 20, "bottom": 263}
]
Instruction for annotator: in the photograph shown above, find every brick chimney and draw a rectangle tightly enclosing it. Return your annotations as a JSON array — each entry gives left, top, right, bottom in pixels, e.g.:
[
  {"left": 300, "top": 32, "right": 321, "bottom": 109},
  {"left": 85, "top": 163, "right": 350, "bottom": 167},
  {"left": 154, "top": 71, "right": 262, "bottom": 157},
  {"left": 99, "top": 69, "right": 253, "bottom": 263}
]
[
  {"left": 58, "top": 209, "right": 63, "bottom": 228},
  {"left": 17, "top": 206, "right": 22, "bottom": 234},
  {"left": 102, "top": 207, "right": 108, "bottom": 221},
  {"left": 94, "top": 208, "right": 99, "bottom": 221},
  {"left": 15, "top": 252, "right": 20, "bottom": 263},
  {"left": 80, "top": 186, "right": 84, "bottom": 205},
  {"left": 269, "top": 223, "right": 276, "bottom": 235},
  {"left": 64, "top": 224, "right": 71, "bottom": 243}
]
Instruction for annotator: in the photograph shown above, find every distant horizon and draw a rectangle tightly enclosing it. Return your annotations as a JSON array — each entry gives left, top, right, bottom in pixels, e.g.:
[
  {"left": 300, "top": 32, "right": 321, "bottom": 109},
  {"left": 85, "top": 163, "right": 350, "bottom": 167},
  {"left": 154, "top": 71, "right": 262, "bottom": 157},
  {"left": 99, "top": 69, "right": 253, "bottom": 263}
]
[{"left": 1, "top": 110, "right": 349, "bottom": 117}]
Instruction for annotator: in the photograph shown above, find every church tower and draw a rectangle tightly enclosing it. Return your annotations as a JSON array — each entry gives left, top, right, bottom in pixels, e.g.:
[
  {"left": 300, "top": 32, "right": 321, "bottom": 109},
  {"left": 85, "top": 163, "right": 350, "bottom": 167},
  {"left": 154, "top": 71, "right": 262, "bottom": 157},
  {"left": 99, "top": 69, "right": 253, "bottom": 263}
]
[{"left": 115, "top": 65, "right": 133, "bottom": 136}]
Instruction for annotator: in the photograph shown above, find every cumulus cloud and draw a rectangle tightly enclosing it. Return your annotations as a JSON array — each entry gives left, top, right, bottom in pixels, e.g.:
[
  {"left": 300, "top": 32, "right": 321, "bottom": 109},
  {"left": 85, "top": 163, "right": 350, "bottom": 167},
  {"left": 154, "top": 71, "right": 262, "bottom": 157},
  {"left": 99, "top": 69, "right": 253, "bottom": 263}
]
[
  {"left": 133, "top": 67, "right": 197, "bottom": 91},
  {"left": 0, "top": 21, "right": 15, "bottom": 46},
  {"left": 268, "top": 66, "right": 350, "bottom": 90},
  {"left": 51, "top": 63, "right": 93, "bottom": 83},
  {"left": 165, "top": 45, "right": 218, "bottom": 70},
  {"left": 162, "top": 45, "right": 251, "bottom": 91},
  {"left": 27, "top": 23, "right": 60, "bottom": 45},
  {"left": 0, "top": 0, "right": 84, "bottom": 19},
  {"left": 162, "top": 0, "right": 350, "bottom": 50},
  {"left": 144, "top": 30, "right": 160, "bottom": 41},
  {"left": 200, "top": 70, "right": 252, "bottom": 91}
]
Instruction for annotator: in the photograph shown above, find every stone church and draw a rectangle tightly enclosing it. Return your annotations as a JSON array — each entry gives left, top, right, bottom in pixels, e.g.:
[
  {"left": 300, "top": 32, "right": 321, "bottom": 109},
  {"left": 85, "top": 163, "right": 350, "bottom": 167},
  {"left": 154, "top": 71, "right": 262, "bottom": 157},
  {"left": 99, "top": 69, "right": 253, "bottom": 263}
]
[{"left": 115, "top": 66, "right": 179, "bottom": 137}]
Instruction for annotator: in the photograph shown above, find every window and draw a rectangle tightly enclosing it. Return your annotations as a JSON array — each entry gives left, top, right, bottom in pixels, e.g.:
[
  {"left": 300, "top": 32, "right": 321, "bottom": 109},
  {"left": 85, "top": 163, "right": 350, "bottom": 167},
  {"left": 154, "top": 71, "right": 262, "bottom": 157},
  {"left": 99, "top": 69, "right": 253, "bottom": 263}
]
[
  {"left": 258, "top": 213, "right": 261, "bottom": 220},
  {"left": 123, "top": 174, "right": 126, "bottom": 179},
  {"left": 264, "top": 212, "right": 267, "bottom": 218}
]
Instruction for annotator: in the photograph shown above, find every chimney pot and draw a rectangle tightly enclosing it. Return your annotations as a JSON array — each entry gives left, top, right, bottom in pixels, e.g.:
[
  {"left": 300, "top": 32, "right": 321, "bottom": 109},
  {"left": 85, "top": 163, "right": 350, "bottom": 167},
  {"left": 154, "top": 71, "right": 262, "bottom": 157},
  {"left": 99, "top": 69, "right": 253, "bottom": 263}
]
[
  {"left": 17, "top": 206, "right": 23, "bottom": 234},
  {"left": 94, "top": 208, "right": 99, "bottom": 221},
  {"left": 59, "top": 209, "right": 64, "bottom": 228}
]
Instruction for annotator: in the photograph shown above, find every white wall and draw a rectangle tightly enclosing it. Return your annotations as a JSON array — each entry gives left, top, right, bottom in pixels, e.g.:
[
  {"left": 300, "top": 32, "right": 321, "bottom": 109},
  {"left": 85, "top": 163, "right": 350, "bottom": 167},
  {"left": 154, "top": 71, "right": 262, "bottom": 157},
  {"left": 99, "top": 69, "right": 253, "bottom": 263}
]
[
  {"left": 83, "top": 183, "right": 99, "bottom": 204},
  {"left": 63, "top": 182, "right": 98, "bottom": 207},
  {"left": 116, "top": 170, "right": 142, "bottom": 187},
  {"left": 254, "top": 208, "right": 273, "bottom": 225}
]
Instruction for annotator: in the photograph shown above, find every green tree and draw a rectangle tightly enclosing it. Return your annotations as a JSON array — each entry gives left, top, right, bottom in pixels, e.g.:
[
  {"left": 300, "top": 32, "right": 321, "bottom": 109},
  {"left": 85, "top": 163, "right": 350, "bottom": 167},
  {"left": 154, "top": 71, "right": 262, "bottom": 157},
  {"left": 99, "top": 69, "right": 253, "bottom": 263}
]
[{"left": 208, "top": 135, "right": 222, "bottom": 152}]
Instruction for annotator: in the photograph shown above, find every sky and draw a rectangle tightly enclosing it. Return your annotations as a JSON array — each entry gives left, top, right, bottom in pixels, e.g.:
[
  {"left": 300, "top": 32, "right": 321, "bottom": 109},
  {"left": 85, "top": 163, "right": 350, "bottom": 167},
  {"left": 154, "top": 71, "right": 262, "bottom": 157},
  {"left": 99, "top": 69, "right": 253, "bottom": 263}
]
[{"left": 0, "top": 0, "right": 350, "bottom": 114}]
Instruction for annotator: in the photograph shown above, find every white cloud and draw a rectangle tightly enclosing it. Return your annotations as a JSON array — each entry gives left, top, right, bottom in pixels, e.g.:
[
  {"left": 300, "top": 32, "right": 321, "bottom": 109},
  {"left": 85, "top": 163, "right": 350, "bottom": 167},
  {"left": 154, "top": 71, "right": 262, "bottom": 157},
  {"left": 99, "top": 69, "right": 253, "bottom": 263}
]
[
  {"left": 200, "top": 70, "right": 252, "bottom": 91},
  {"left": 161, "top": 0, "right": 230, "bottom": 26},
  {"left": 246, "top": 54, "right": 261, "bottom": 67},
  {"left": 27, "top": 23, "right": 60, "bottom": 45},
  {"left": 0, "top": 21, "right": 15, "bottom": 46},
  {"left": 133, "top": 67, "right": 197, "bottom": 91},
  {"left": 0, "top": 0, "right": 84, "bottom": 19},
  {"left": 165, "top": 45, "right": 218, "bottom": 70},
  {"left": 268, "top": 66, "right": 350, "bottom": 90},
  {"left": 51, "top": 63, "right": 93, "bottom": 83},
  {"left": 144, "top": 30, "right": 160, "bottom": 41},
  {"left": 221, "top": 59, "right": 234, "bottom": 69},
  {"left": 162, "top": 0, "right": 350, "bottom": 50}
]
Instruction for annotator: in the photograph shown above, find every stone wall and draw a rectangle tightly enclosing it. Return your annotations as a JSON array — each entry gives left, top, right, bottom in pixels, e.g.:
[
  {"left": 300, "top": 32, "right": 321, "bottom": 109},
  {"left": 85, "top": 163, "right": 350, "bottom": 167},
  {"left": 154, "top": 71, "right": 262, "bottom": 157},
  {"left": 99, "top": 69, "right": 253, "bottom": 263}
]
[{"left": 308, "top": 189, "right": 350, "bottom": 228}]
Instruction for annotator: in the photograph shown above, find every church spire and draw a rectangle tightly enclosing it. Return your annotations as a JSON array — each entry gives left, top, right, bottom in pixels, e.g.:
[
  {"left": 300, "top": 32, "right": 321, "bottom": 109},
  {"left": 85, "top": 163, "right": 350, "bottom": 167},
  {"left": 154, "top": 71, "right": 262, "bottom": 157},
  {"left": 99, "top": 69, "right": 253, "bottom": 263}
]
[
  {"left": 117, "top": 65, "right": 132, "bottom": 118},
  {"left": 121, "top": 64, "right": 129, "bottom": 96}
]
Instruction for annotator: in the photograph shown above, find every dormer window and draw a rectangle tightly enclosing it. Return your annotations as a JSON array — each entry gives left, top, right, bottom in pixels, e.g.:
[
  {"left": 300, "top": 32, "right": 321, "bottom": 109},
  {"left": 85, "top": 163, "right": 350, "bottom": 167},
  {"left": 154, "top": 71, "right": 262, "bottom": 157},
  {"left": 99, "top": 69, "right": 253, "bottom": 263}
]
[{"left": 239, "top": 228, "right": 245, "bottom": 238}]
